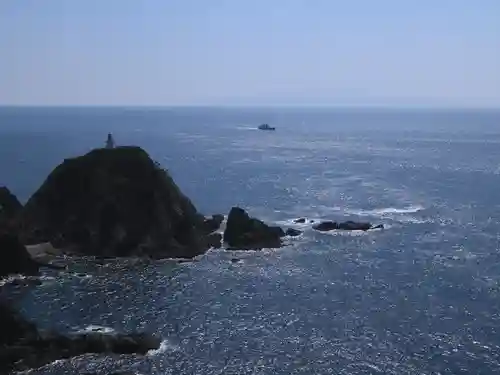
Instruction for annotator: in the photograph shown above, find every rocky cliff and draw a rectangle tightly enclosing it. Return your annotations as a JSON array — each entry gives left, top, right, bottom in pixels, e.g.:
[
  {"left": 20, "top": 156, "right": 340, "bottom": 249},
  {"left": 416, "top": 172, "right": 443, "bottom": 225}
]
[
  {"left": 0, "top": 186, "right": 23, "bottom": 233},
  {"left": 19, "top": 146, "right": 213, "bottom": 258}
]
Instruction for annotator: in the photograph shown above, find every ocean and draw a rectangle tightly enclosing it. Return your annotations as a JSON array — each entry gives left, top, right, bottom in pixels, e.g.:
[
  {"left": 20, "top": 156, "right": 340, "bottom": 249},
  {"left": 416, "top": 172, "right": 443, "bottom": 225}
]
[{"left": 1, "top": 107, "right": 500, "bottom": 374}]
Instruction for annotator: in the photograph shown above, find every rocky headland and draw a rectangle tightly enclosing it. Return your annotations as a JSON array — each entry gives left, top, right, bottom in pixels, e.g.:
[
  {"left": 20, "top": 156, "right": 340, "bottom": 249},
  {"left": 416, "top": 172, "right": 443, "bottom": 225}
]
[{"left": 0, "top": 144, "right": 382, "bottom": 372}]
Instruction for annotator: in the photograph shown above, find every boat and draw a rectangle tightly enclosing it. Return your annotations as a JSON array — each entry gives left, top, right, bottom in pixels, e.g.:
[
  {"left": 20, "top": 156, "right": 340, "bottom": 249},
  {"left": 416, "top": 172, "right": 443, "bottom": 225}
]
[{"left": 258, "top": 124, "right": 276, "bottom": 131}]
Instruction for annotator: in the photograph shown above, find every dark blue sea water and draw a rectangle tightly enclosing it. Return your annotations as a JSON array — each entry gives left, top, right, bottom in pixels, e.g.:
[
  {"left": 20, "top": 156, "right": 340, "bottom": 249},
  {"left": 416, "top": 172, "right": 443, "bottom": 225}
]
[{"left": 2, "top": 107, "right": 500, "bottom": 375}]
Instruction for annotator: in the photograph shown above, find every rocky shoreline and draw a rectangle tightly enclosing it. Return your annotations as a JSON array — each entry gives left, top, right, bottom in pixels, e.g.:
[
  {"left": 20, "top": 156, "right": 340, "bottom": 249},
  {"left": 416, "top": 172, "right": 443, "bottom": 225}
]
[{"left": 0, "top": 145, "right": 382, "bottom": 373}]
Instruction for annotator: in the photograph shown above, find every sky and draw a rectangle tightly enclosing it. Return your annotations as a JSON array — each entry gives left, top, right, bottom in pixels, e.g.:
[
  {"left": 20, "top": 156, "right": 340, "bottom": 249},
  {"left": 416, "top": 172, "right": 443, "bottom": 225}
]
[{"left": 1, "top": 0, "right": 499, "bottom": 107}]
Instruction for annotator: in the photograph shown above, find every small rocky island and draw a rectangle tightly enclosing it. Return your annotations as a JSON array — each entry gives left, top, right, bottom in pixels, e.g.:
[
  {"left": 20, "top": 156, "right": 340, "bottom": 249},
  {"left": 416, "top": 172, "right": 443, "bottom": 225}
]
[
  {"left": 0, "top": 142, "right": 382, "bottom": 373},
  {"left": 18, "top": 145, "right": 220, "bottom": 258}
]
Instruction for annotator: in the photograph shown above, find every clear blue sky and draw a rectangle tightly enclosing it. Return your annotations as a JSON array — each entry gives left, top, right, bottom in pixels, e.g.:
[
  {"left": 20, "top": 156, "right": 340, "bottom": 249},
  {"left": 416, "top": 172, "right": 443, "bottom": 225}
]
[{"left": 1, "top": 0, "right": 499, "bottom": 107}]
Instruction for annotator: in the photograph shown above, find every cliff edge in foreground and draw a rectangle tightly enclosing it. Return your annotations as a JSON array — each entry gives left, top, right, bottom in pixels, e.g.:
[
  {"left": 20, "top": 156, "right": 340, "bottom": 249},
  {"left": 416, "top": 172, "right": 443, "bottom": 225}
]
[{"left": 19, "top": 146, "right": 213, "bottom": 258}]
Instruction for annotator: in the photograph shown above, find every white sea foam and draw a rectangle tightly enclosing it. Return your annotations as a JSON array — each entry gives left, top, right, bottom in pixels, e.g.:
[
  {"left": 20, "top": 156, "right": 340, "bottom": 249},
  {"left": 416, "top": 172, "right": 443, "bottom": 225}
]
[
  {"left": 0, "top": 275, "right": 22, "bottom": 286},
  {"left": 319, "top": 229, "right": 370, "bottom": 237},
  {"left": 216, "top": 215, "right": 227, "bottom": 234},
  {"left": 147, "top": 339, "right": 181, "bottom": 356},
  {"left": 297, "top": 204, "right": 429, "bottom": 224},
  {"left": 396, "top": 215, "right": 429, "bottom": 224},
  {"left": 346, "top": 205, "right": 425, "bottom": 217},
  {"left": 66, "top": 272, "right": 93, "bottom": 279},
  {"left": 275, "top": 214, "right": 320, "bottom": 223},
  {"left": 283, "top": 232, "right": 305, "bottom": 240},
  {"left": 13, "top": 358, "right": 69, "bottom": 374},
  {"left": 0, "top": 274, "right": 56, "bottom": 287},
  {"left": 74, "top": 325, "right": 116, "bottom": 334}
]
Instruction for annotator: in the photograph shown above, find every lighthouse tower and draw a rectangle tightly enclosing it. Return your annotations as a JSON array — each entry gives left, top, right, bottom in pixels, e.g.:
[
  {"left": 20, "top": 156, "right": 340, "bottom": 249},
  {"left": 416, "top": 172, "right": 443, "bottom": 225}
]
[{"left": 105, "top": 133, "right": 115, "bottom": 149}]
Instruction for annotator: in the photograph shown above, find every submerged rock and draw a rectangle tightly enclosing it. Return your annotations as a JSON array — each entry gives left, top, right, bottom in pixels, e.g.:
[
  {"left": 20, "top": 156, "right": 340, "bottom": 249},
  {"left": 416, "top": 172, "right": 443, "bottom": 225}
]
[
  {"left": 19, "top": 146, "right": 212, "bottom": 258},
  {"left": 313, "top": 221, "right": 383, "bottom": 232},
  {"left": 293, "top": 218, "right": 306, "bottom": 224},
  {"left": 223, "top": 207, "right": 284, "bottom": 250},
  {"left": 285, "top": 228, "right": 302, "bottom": 237}
]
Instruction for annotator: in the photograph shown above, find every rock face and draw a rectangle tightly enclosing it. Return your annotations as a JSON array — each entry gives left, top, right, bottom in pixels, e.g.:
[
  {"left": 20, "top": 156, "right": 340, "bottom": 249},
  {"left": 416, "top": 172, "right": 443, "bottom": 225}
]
[
  {"left": 0, "top": 303, "right": 39, "bottom": 346},
  {"left": 223, "top": 207, "right": 284, "bottom": 249},
  {"left": 312, "top": 221, "right": 339, "bottom": 231},
  {"left": 0, "top": 187, "right": 22, "bottom": 219},
  {"left": 206, "top": 232, "right": 223, "bottom": 249},
  {"left": 19, "top": 146, "right": 211, "bottom": 258},
  {"left": 313, "top": 221, "right": 383, "bottom": 232},
  {"left": 285, "top": 228, "right": 302, "bottom": 237},
  {"left": 0, "top": 303, "right": 160, "bottom": 373},
  {"left": 0, "top": 234, "right": 64, "bottom": 278},
  {"left": 0, "top": 233, "right": 40, "bottom": 277},
  {"left": 0, "top": 186, "right": 23, "bottom": 232}
]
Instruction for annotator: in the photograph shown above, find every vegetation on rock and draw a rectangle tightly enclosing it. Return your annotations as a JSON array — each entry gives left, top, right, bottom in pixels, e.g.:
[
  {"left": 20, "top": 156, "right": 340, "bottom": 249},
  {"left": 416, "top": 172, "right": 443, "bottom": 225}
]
[{"left": 19, "top": 146, "right": 210, "bottom": 258}]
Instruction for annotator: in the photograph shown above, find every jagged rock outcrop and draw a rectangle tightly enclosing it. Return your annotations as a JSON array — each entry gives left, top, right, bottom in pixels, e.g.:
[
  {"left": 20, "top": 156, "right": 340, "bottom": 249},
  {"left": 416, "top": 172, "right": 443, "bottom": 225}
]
[
  {"left": 0, "top": 186, "right": 23, "bottom": 233},
  {"left": 223, "top": 207, "right": 285, "bottom": 249},
  {"left": 313, "top": 221, "right": 384, "bottom": 232},
  {"left": 19, "top": 146, "right": 211, "bottom": 258}
]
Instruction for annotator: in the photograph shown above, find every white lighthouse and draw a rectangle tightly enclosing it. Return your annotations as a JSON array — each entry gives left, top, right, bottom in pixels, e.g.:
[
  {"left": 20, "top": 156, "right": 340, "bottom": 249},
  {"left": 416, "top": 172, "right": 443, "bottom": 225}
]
[{"left": 105, "top": 133, "right": 115, "bottom": 149}]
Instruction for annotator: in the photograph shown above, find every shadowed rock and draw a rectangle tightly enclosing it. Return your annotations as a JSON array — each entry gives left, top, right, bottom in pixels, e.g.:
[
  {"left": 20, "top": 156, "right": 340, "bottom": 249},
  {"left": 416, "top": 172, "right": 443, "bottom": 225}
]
[
  {"left": 285, "top": 228, "right": 302, "bottom": 237},
  {"left": 313, "top": 221, "right": 383, "bottom": 232},
  {"left": 0, "top": 233, "right": 40, "bottom": 277},
  {"left": 0, "top": 233, "right": 66, "bottom": 282},
  {"left": 206, "top": 232, "right": 222, "bottom": 249},
  {"left": 203, "top": 214, "right": 224, "bottom": 234},
  {"left": 19, "top": 146, "right": 212, "bottom": 259},
  {"left": 0, "top": 303, "right": 160, "bottom": 373},
  {"left": 0, "top": 187, "right": 22, "bottom": 220},
  {"left": 312, "top": 221, "right": 338, "bottom": 231},
  {"left": 223, "top": 207, "right": 284, "bottom": 250},
  {"left": 0, "top": 187, "right": 23, "bottom": 234}
]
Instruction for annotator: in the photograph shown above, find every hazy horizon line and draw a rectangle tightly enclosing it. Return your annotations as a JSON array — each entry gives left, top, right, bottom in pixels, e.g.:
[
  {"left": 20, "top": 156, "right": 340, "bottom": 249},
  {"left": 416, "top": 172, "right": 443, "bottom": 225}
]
[{"left": 1, "top": 104, "right": 500, "bottom": 111}]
